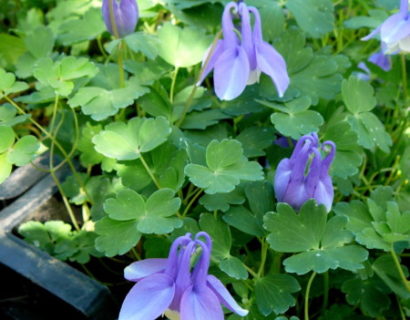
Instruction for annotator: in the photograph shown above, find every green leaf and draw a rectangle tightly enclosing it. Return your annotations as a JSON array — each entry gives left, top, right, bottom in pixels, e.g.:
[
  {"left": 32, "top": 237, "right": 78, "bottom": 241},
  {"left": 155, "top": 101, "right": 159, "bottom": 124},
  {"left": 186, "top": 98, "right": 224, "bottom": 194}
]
[
  {"left": 33, "top": 57, "right": 98, "bottom": 97},
  {"left": 0, "top": 153, "right": 12, "bottom": 184},
  {"left": 341, "top": 276, "right": 391, "bottom": 317},
  {"left": 255, "top": 274, "right": 301, "bottom": 316},
  {"left": 77, "top": 123, "right": 104, "bottom": 166},
  {"left": 124, "top": 32, "right": 159, "bottom": 59},
  {"left": 0, "top": 69, "right": 29, "bottom": 99},
  {"left": 348, "top": 112, "right": 392, "bottom": 153},
  {"left": 181, "top": 109, "right": 232, "bottom": 130},
  {"left": 7, "top": 135, "right": 40, "bottom": 166},
  {"left": 24, "top": 25, "right": 54, "bottom": 59},
  {"left": 68, "top": 77, "right": 149, "bottom": 120},
  {"left": 266, "top": 97, "right": 323, "bottom": 139},
  {"left": 185, "top": 139, "right": 264, "bottom": 194},
  {"left": 372, "top": 255, "right": 410, "bottom": 299},
  {"left": 342, "top": 76, "right": 377, "bottom": 114},
  {"left": 334, "top": 193, "right": 410, "bottom": 251},
  {"left": 236, "top": 126, "right": 276, "bottom": 158},
  {"left": 0, "top": 34, "right": 26, "bottom": 69},
  {"left": 223, "top": 206, "right": 265, "bottom": 237},
  {"left": 199, "top": 189, "right": 245, "bottom": 212},
  {"left": 58, "top": 8, "right": 105, "bottom": 46},
  {"left": 219, "top": 256, "right": 248, "bottom": 280},
  {"left": 199, "top": 213, "right": 231, "bottom": 261},
  {"left": 157, "top": 22, "right": 211, "bottom": 68},
  {"left": 103, "top": 187, "right": 182, "bottom": 234},
  {"left": 0, "top": 126, "right": 15, "bottom": 153},
  {"left": 95, "top": 217, "right": 141, "bottom": 257},
  {"left": 92, "top": 117, "right": 171, "bottom": 160},
  {"left": 264, "top": 201, "right": 368, "bottom": 274},
  {"left": 322, "top": 118, "right": 363, "bottom": 178},
  {"left": 286, "top": 0, "right": 334, "bottom": 38}
]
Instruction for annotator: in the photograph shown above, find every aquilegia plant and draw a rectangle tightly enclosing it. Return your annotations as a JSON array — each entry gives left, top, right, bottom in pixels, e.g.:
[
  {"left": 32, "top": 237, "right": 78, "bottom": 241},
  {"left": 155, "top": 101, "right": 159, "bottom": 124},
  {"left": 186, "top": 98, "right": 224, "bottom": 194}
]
[
  {"left": 7, "top": 0, "right": 410, "bottom": 319},
  {"left": 102, "top": 0, "right": 139, "bottom": 38},
  {"left": 119, "top": 232, "right": 248, "bottom": 320},
  {"left": 363, "top": 0, "right": 410, "bottom": 53},
  {"left": 274, "top": 133, "right": 336, "bottom": 212},
  {"left": 199, "top": 1, "right": 289, "bottom": 100}
]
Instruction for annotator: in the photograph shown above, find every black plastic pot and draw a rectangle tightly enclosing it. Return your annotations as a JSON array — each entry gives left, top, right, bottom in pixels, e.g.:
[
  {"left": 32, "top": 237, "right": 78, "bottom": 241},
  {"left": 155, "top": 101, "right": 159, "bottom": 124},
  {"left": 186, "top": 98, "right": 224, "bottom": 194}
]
[{"left": 0, "top": 158, "right": 116, "bottom": 319}]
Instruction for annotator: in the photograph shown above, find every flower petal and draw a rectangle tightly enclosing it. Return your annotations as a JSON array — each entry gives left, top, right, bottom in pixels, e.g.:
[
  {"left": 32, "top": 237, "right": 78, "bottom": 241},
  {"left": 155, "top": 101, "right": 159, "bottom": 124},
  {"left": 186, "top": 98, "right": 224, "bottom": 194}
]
[
  {"left": 119, "top": 273, "right": 175, "bottom": 320},
  {"left": 206, "top": 275, "right": 248, "bottom": 316},
  {"left": 180, "top": 286, "right": 224, "bottom": 320},
  {"left": 255, "top": 41, "right": 289, "bottom": 97},
  {"left": 124, "top": 258, "right": 167, "bottom": 281},
  {"left": 380, "top": 14, "right": 410, "bottom": 46},
  {"left": 312, "top": 176, "right": 334, "bottom": 212},
  {"left": 198, "top": 40, "right": 224, "bottom": 85},
  {"left": 274, "top": 158, "right": 292, "bottom": 202},
  {"left": 214, "top": 46, "right": 250, "bottom": 101}
]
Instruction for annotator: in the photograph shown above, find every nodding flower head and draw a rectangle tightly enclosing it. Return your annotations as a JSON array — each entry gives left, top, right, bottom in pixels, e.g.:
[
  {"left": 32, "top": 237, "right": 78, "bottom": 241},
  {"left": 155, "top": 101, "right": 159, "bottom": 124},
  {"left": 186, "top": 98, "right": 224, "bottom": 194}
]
[
  {"left": 274, "top": 133, "right": 336, "bottom": 212},
  {"left": 362, "top": 0, "right": 410, "bottom": 54},
  {"left": 102, "top": 0, "right": 139, "bottom": 38},
  {"left": 198, "top": 1, "right": 289, "bottom": 101},
  {"left": 119, "top": 232, "right": 248, "bottom": 320}
]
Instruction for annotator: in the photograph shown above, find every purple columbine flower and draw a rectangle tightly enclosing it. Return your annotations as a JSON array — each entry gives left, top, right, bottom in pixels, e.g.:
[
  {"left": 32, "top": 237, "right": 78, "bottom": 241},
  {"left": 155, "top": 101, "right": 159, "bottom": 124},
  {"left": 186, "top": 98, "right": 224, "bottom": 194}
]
[
  {"left": 362, "top": 0, "right": 410, "bottom": 53},
  {"left": 274, "top": 133, "right": 336, "bottom": 212},
  {"left": 102, "top": 0, "right": 139, "bottom": 38},
  {"left": 119, "top": 232, "right": 248, "bottom": 320},
  {"left": 199, "top": 1, "right": 289, "bottom": 101}
]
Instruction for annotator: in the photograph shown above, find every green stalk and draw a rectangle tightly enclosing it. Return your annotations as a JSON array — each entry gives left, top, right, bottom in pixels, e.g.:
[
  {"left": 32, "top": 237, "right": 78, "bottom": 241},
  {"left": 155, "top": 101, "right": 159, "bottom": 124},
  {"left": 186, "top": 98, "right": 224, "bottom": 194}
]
[
  {"left": 304, "top": 272, "right": 317, "bottom": 320},
  {"left": 390, "top": 247, "right": 410, "bottom": 292},
  {"left": 139, "top": 154, "right": 161, "bottom": 189},
  {"left": 257, "top": 239, "right": 268, "bottom": 278},
  {"left": 170, "top": 67, "right": 179, "bottom": 103}
]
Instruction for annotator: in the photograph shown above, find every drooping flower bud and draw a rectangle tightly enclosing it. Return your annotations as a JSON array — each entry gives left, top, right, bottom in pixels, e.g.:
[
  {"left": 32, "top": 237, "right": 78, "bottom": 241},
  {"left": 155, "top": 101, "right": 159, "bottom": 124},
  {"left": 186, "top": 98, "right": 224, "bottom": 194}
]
[
  {"left": 102, "top": 0, "right": 139, "bottom": 38},
  {"left": 274, "top": 133, "right": 336, "bottom": 212}
]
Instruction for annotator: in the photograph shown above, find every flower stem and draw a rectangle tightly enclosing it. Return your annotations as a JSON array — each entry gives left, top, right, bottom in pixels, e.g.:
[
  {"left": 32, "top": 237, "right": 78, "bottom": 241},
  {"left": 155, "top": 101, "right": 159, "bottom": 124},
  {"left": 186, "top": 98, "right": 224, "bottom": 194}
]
[
  {"left": 48, "top": 95, "right": 80, "bottom": 231},
  {"left": 170, "top": 67, "right": 179, "bottom": 103},
  {"left": 182, "top": 188, "right": 203, "bottom": 217},
  {"left": 139, "top": 154, "right": 161, "bottom": 189},
  {"left": 117, "top": 40, "right": 126, "bottom": 88},
  {"left": 304, "top": 272, "right": 317, "bottom": 320},
  {"left": 390, "top": 246, "right": 410, "bottom": 292},
  {"left": 257, "top": 239, "right": 268, "bottom": 278}
]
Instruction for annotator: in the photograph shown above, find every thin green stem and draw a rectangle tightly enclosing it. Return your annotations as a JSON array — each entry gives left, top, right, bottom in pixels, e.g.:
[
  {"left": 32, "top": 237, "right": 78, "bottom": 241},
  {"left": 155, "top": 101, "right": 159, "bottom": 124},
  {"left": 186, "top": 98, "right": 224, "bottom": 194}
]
[
  {"left": 397, "top": 295, "right": 406, "bottom": 320},
  {"left": 131, "top": 248, "right": 141, "bottom": 260},
  {"left": 243, "top": 264, "right": 258, "bottom": 278},
  {"left": 182, "top": 188, "right": 203, "bottom": 217},
  {"left": 118, "top": 41, "right": 126, "bottom": 87},
  {"left": 304, "top": 272, "right": 317, "bottom": 320},
  {"left": 257, "top": 239, "right": 268, "bottom": 278},
  {"left": 47, "top": 97, "right": 80, "bottom": 231},
  {"left": 170, "top": 67, "right": 179, "bottom": 103},
  {"left": 390, "top": 247, "right": 410, "bottom": 292},
  {"left": 5, "top": 96, "right": 85, "bottom": 192},
  {"left": 139, "top": 154, "right": 161, "bottom": 189},
  {"left": 97, "top": 36, "right": 108, "bottom": 59}
]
